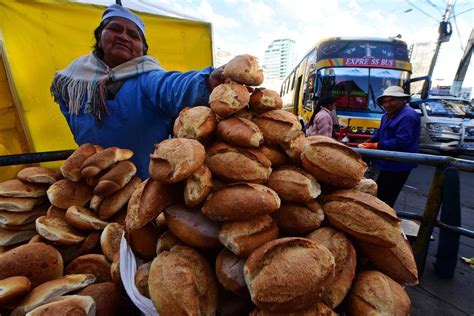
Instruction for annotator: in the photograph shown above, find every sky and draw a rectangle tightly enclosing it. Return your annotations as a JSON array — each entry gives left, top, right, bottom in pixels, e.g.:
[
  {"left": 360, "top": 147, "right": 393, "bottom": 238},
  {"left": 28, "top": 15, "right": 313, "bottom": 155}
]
[{"left": 83, "top": 0, "right": 474, "bottom": 90}]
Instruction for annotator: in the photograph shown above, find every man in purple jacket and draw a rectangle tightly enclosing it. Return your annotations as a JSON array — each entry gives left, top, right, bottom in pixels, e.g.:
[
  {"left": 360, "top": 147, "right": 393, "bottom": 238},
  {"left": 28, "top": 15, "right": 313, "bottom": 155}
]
[{"left": 358, "top": 86, "right": 421, "bottom": 207}]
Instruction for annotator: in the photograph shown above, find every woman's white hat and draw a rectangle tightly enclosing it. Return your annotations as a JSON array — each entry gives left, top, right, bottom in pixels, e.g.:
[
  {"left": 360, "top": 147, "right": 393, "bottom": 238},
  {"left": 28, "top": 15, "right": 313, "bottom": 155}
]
[{"left": 377, "top": 86, "right": 410, "bottom": 103}]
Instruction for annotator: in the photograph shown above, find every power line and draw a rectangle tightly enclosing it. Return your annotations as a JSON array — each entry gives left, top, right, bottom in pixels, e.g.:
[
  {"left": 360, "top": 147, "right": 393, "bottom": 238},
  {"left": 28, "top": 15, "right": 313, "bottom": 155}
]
[
  {"left": 425, "top": 0, "right": 444, "bottom": 15},
  {"left": 405, "top": 0, "right": 439, "bottom": 21},
  {"left": 451, "top": 7, "right": 474, "bottom": 18},
  {"left": 450, "top": 6, "right": 465, "bottom": 51}
]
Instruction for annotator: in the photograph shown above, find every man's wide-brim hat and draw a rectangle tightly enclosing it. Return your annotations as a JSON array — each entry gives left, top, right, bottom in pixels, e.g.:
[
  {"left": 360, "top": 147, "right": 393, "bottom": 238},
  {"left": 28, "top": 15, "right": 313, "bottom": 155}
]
[
  {"left": 102, "top": 4, "right": 146, "bottom": 37},
  {"left": 377, "top": 86, "right": 410, "bottom": 104}
]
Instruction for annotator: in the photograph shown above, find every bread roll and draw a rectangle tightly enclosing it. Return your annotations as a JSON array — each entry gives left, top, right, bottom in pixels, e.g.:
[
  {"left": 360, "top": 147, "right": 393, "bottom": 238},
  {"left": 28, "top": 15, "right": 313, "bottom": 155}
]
[
  {"left": 0, "top": 228, "right": 36, "bottom": 246},
  {"left": 65, "top": 254, "right": 111, "bottom": 283},
  {"left": 258, "top": 144, "right": 288, "bottom": 167},
  {"left": 127, "top": 223, "right": 161, "bottom": 260},
  {"left": 219, "top": 215, "right": 279, "bottom": 257},
  {"left": 273, "top": 200, "right": 324, "bottom": 235},
  {"left": 357, "top": 233, "right": 418, "bottom": 285},
  {"left": 347, "top": 271, "right": 411, "bottom": 316},
  {"left": 0, "top": 196, "right": 43, "bottom": 212},
  {"left": 249, "top": 88, "right": 282, "bottom": 113},
  {"left": 0, "top": 203, "right": 47, "bottom": 226},
  {"left": 47, "top": 179, "right": 93, "bottom": 209},
  {"left": 202, "top": 183, "right": 281, "bottom": 221},
  {"left": 97, "top": 176, "right": 141, "bottom": 220},
  {"left": 164, "top": 204, "right": 221, "bottom": 249},
  {"left": 209, "top": 81, "right": 250, "bottom": 119},
  {"left": 234, "top": 107, "right": 254, "bottom": 120},
  {"left": 110, "top": 253, "right": 121, "bottom": 286},
  {"left": 80, "top": 147, "right": 133, "bottom": 178},
  {"left": 13, "top": 274, "right": 96, "bottom": 316},
  {"left": 250, "top": 302, "right": 337, "bottom": 316},
  {"left": 100, "top": 223, "right": 124, "bottom": 262},
  {"left": 216, "top": 116, "right": 263, "bottom": 147},
  {"left": 206, "top": 142, "right": 272, "bottom": 183},
  {"left": 267, "top": 165, "right": 321, "bottom": 202},
  {"left": 0, "top": 179, "right": 48, "bottom": 198},
  {"left": 93, "top": 160, "right": 137, "bottom": 197},
  {"left": 173, "top": 106, "right": 217, "bottom": 140},
  {"left": 25, "top": 295, "right": 96, "bottom": 316},
  {"left": 77, "top": 282, "right": 123, "bottom": 316},
  {"left": 36, "top": 215, "right": 86, "bottom": 245},
  {"left": 46, "top": 205, "right": 66, "bottom": 219},
  {"left": 280, "top": 131, "right": 306, "bottom": 164},
  {"left": 301, "top": 136, "right": 367, "bottom": 188},
  {"left": 148, "top": 245, "right": 218, "bottom": 315},
  {"left": 215, "top": 248, "right": 248, "bottom": 296},
  {"left": 0, "top": 221, "right": 36, "bottom": 231},
  {"left": 65, "top": 206, "right": 109, "bottom": 231},
  {"left": 125, "top": 179, "right": 177, "bottom": 231},
  {"left": 353, "top": 178, "right": 378, "bottom": 196},
  {"left": 307, "top": 227, "right": 356, "bottom": 308},
  {"left": 135, "top": 262, "right": 151, "bottom": 298},
  {"left": 253, "top": 110, "right": 301, "bottom": 145},
  {"left": 149, "top": 138, "right": 205, "bottom": 184},
  {"left": 223, "top": 54, "right": 264, "bottom": 86},
  {"left": 184, "top": 164, "right": 213, "bottom": 208},
  {"left": 61, "top": 144, "right": 101, "bottom": 181},
  {"left": 156, "top": 230, "right": 183, "bottom": 254},
  {"left": 322, "top": 190, "right": 401, "bottom": 247},
  {"left": 17, "top": 166, "right": 62, "bottom": 184},
  {"left": 244, "top": 237, "right": 335, "bottom": 312},
  {"left": 0, "top": 276, "right": 31, "bottom": 304}
]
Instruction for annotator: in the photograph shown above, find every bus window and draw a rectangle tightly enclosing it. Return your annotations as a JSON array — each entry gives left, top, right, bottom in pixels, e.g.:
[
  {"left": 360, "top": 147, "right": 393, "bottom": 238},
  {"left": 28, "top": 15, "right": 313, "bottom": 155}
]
[
  {"left": 302, "top": 73, "right": 316, "bottom": 111},
  {"left": 369, "top": 69, "right": 410, "bottom": 111},
  {"left": 290, "top": 72, "right": 295, "bottom": 90},
  {"left": 280, "top": 80, "right": 286, "bottom": 96}
]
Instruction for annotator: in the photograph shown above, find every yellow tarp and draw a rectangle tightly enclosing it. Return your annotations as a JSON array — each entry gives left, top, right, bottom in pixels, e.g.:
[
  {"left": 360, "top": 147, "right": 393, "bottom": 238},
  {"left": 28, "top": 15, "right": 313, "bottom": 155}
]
[{"left": 0, "top": 0, "right": 212, "bottom": 177}]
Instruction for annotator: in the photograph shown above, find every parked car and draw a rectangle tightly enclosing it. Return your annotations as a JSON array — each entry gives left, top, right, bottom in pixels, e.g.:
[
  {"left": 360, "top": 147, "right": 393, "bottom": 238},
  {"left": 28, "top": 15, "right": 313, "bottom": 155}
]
[{"left": 409, "top": 95, "right": 474, "bottom": 155}]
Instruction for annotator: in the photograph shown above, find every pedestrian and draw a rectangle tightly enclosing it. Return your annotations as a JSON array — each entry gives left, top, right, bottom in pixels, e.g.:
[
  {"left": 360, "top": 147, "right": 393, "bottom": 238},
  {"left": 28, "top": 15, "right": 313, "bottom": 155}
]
[
  {"left": 358, "top": 86, "right": 421, "bottom": 207},
  {"left": 50, "top": 4, "right": 225, "bottom": 179},
  {"left": 306, "top": 95, "right": 337, "bottom": 138}
]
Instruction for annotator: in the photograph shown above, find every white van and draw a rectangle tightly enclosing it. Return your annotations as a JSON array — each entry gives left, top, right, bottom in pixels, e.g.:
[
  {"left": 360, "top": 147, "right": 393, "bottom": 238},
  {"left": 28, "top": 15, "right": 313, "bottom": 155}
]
[{"left": 409, "top": 95, "right": 474, "bottom": 155}]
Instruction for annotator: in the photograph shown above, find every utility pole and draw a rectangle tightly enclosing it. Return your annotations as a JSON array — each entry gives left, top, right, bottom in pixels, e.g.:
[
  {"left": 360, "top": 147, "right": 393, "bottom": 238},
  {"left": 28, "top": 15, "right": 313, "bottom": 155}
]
[{"left": 427, "top": 0, "right": 454, "bottom": 79}]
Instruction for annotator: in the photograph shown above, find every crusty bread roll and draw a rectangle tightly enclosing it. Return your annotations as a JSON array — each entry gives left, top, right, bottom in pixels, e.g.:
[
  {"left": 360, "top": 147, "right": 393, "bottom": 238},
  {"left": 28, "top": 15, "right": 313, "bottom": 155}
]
[
  {"left": 93, "top": 160, "right": 137, "bottom": 197},
  {"left": 216, "top": 116, "right": 264, "bottom": 148},
  {"left": 97, "top": 176, "right": 141, "bottom": 220},
  {"left": 46, "top": 205, "right": 66, "bottom": 219},
  {"left": 28, "top": 235, "right": 43, "bottom": 243},
  {"left": 206, "top": 142, "right": 272, "bottom": 183},
  {"left": 148, "top": 245, "right": 218, "bottom": 315},
  {"left": 61, "top": 144, "right": 101, "bottom": 181},
  {"left": 12, "top": 274, "right": 96, "bottom": 316},
  {"left": 223, "top": 54, "right": 264, "bottom": 86},
  {"left": 71, "top": 231, "right": 101, "bottom": 261},
  {"left": 125, "top": 179, "right": 177, "bottom": 231},
  {"left": 273, "top": 200, "right": 324, "bottom": 235},
  {"left": 250, "top": 302, "right": 337, "bottom": 316},
  {"left": 0, "top": 221, "right": 36, "bottom": 231},
  {"left": 110, "top": 253, "right": 121, "bottom": 286},
  {"left": 127, "top": 223, "right": 161, "bottom": 260},
  {"left": 301, "top": 136, "right": 367, "bottom": 188},
  {"left": 267, "top": 165, "right": 321, "bottom": 202},
  {"left": 149, "top": 138, "right": 205, "bottom": 184},
  {"left": 36, "top": 215, "right": 86, "bottom": 245},
  {"left": 202, "top": 183, "right": 281, "bottom": 221},
  {"left": 0, "top": 196, "right": 43, "bottom": 212},
  {"left": 100, "top": 223, "right": 124, "bottom": 262},
  {"left": 0, "top": 242, "right": 63, "bottom": 287},
  {"left": 135, "top": 262, "right": 151, "bottom": 298},
  {"left": 347, "top": 271, "right": 411, "bottom": 316},
  {"left": 173, "top": 106, "right": 217, "bottom": 140},
  {"left": 77, "top": 282, "right": 123, "bottom": 316},
  {"left": 47, "top": 179, "right": 93, "bottom": 209},
  {"left": 215, "top": 248, "right": 248, "bottom": 297},
  {"left": 156, "top": 230, "right": 183, "bottom": 254},
  {"left": 25, "top": 295, "right": 96, "bottom": 316},
  {"left": 357, "top": 233, "right": 418, "bottom": 285},
  {"left": 280, "top": 131, "right": 306, "bottom": 164},
  {"left": 249, "top": 88, "right": 283, "bottom": 113},
  {"left": 353, "top": 178, "right": 378, "bottom": 196},
  {"left": 80, "top": 147, "right": 133, "bottom": 178},
  {"left": 234, "top": 107, "right": 254, "bottom": 120},
  {"left": 253, "top": 110, "right": 301, "bottom": 145},
  {"left": 0, "top": 276, "right": 31, "bottom": 304},
  {"left": 322, "top": 190, "right": 401, "bottom": 247},
  {"left": 0, "top": 227, "right": 36, "bottom": 246},
  {"left": 307, "top": 227, "right": 356, "bottom": 308},
  {"left": 164, "top": 204, "right": 221, "bottom": 249},
  {"left": 17, "top": 167, "right": 62, "bottom": 184},
  {"left": 184, "top": 164, "right": 213, "bottom": 208},
  {"left": 0, "top": 179, "right": 48, "bottom": 198},
  {"left": 209, "top": 81, "right": 251, "bottom": 119},
  {"left": 258, "top": 144, "right": 289, "bottom": 168},
  {"left": 65, "top": 254, "right": 112, "bottom": 283},
  {"left": 0, "top": 203, "right": 47, "bottom": 226},
  {"left": 219, "top": 215, "right": 279, "bottom": 257},
  {"left": 65, "top": 206, "right": 109, "bottom": 231},
  {"left": 244, "top": 237, "right": 335, "bottom": 313}
]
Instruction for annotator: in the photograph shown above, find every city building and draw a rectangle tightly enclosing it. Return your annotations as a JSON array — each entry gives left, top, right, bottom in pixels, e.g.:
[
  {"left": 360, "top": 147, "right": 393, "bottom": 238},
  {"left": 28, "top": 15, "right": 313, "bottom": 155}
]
[
  {"left": 409, "top": 42, "right": 437, "bottom": 93},
  {"left": 263, "top": 39, "right": 297, "bottom": 81}
]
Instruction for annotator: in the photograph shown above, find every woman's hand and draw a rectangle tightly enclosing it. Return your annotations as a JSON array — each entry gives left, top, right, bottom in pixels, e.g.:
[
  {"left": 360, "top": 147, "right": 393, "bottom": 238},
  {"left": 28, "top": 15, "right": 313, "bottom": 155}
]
[{"left": 208, "top": 67, "right": 225, "bottom": 91}]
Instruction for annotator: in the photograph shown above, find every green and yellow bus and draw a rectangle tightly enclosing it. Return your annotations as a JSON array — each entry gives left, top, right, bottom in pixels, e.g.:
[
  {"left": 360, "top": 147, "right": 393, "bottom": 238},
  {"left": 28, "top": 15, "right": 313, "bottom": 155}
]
[{"left": 280, "top": 37, "right": 425, "bottom": 146}]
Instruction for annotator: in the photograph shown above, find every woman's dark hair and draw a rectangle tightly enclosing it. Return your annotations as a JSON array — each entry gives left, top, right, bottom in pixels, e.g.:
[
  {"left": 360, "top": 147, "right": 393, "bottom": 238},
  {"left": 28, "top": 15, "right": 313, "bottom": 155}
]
[
  {"left": 307, "top": 95, "right": 336, "bottom": 126},
  {"left": 93, "top": 18, "right": 149, "bottom": 60}
]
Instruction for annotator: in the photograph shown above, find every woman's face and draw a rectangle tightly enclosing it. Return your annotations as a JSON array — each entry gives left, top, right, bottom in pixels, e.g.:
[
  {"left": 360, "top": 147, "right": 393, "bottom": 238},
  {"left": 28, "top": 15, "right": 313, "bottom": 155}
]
[{"left": 100, "top": 18, "right": 144, "bottom": 68}]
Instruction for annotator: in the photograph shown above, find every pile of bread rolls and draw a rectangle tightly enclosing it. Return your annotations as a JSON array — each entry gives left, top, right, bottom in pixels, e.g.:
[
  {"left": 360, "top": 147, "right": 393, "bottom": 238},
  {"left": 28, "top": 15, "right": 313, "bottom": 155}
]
[{"left": 0, "top": 54, "right": 418, "bottom": 316}]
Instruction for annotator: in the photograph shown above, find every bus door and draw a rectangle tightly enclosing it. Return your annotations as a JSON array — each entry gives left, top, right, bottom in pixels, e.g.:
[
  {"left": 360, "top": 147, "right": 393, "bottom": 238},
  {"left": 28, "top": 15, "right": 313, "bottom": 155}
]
[{"left": 293, "top": 76, "right": 303, "bottom": 116}]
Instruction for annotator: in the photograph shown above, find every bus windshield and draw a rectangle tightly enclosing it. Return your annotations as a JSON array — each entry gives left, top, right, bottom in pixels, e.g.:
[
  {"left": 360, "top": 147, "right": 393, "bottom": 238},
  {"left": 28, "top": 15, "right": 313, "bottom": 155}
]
[{"left": 316, "top": 67, "right": 410, "bottom": 113}]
